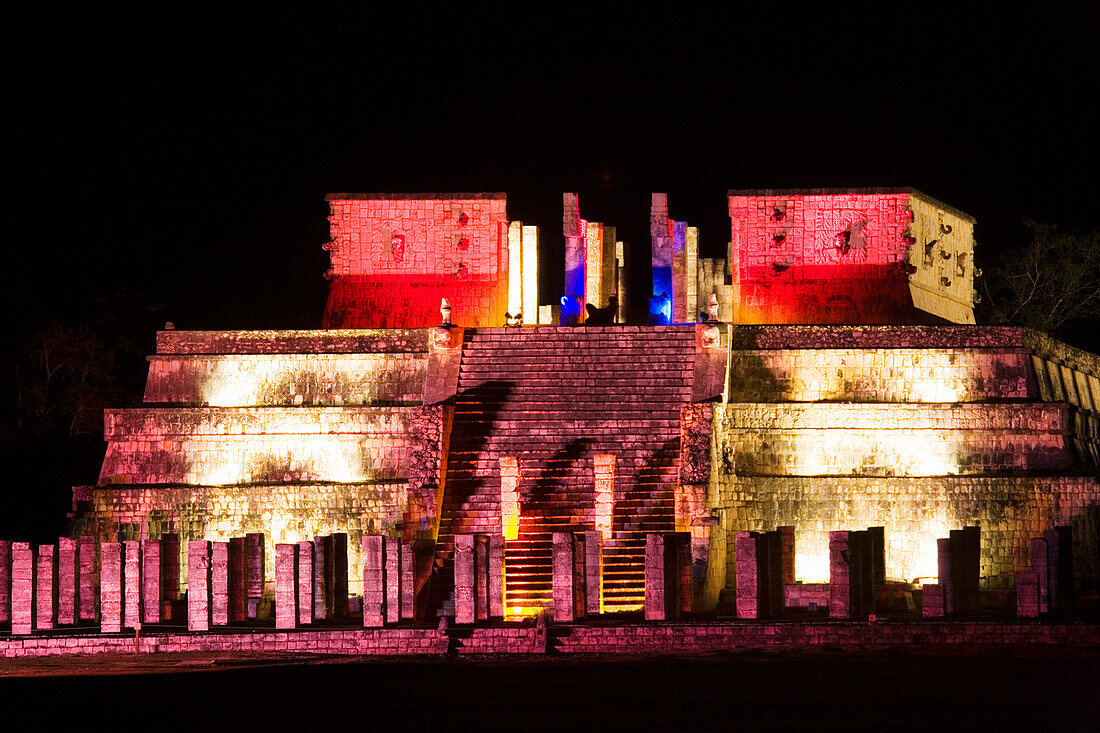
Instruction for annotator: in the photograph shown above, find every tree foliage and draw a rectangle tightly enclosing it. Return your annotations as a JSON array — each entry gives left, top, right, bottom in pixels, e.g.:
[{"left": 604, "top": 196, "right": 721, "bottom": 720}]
[{"left": 981, "top": 221, "right": 1100, "bottom": 337}]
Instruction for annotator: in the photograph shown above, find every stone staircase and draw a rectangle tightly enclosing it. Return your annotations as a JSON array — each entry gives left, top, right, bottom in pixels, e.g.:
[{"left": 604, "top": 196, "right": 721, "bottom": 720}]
[{"left": 431, "top": 325, "right": 696, "bottom": 615}]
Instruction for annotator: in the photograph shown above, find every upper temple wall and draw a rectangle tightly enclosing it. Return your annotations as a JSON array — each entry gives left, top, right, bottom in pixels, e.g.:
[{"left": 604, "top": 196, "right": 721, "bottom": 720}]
[
  {"left": 323, "top": 194, "right": 510, "bottom": 328},
  {"left": 728, "top": 189, "right": 977, "bottom": 325}
]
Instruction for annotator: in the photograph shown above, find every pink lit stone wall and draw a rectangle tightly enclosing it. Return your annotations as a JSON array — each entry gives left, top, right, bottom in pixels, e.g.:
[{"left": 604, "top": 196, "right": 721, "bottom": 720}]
[{"left": 323, "top": 194, "right": 510, "bottom": 328}]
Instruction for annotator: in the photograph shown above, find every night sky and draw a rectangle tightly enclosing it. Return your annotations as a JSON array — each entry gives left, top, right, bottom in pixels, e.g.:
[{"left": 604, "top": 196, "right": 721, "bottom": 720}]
[{"left": 8, "top": 5, "right": 1097, "bottom": 337}]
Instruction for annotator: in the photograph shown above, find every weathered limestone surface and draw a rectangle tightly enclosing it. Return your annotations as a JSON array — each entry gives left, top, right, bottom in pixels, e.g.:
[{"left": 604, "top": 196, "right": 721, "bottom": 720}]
[
  {"left": 79, "top": 536, "right": 96, "bottom": 622},
  {"left": 187, "top": 541, "right": 211, "bottom": 632},
  {"left": 0, "top": 541, "right": 11, "bottom": 625},
  {"left": 275, "top": 544, "right": 299, "bottom": 630},
  {"left": 141, "top": 538, "right": 160, "bottom": 624},
  {"left": 211, "top": 541, "right": 229, "bottom": 626},
  {"left": 552, "top": 532, "right": 577, "bottom": 623},
  {"left": 11, "top": 543, "right": 34, "bottom": 634},
  {"left": 361, "top": 535, "right": 384, "bottom": 627},
  {"left": 297, "top": 540, "right": 313, "bottom": 625},
  {"left": 100, "top": 543, "right": 122, "bottom": 633},
  {"left": 35, "top": 545, "right": 55, "bottom": 631},
  {"left": 124, "top": 540, "right": 142, "bottom": 629},
  {"left": 454, "top": 534, "right": 475, "bottom": 624},
  {"left": 57, "top": 538, "right": 77, "bottom": 626}
]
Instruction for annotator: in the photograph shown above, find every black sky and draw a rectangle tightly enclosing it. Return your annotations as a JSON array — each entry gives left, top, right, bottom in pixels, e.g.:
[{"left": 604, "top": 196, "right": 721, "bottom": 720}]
[{"left": 7, "top": 4, "right": 1098, "bottom": 337}]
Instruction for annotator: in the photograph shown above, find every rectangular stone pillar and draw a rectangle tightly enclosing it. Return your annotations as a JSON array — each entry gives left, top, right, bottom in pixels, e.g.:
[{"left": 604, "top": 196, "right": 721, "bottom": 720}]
[
  {"left": 0, "top": 540, "right": 11, "bottom": 625},
  {"left": 79, "top": 536, "right": 97, "bottom": 622},
  {"left": 949, "top": 527, "right": 980, "bottom": 615},
  {"left": 650, "top": 194, "right": 672, "bottom": 324},
  {"left": 58, "top": 537, "right": 77, "bottom": 626},
  {"left": 672, "top": 220, "right": 687, "bottom": 323},
  {"left": 735, "top": 532, "right": 759, "bottom": 619},
  {"left": 401, "top": 540, "right": 416, "bottom": 620},
  {"left": 187, "top": 540, "right": 211, "bottom": 632},
  {"left": 228, "top": 536, "right": 246, "bottom": 623},
  {"left": 386, "top": 535, "right": 401, "bottom": 624},
  {"left": 211, "top": 541, "right": 229, "bottom": 626},
  {"left": 361, "top": 535, "right": 385, "bottom": 627},
  {"left": 101, "top": 542, "right": 122, "bottom": 633},
  {"left": 922, "top": 583, "right": 945, "bottom": 617},
  {"left": 572, "top": 532, "right": 588, "bottom": 621},
  {"left": 275, "top": 544, "right": 299, "bottom": 630},
  {"left": 297, "top": 540, "right": 314, "bottom": 625},
  {"left": 552, "top": 532, "right": 576, "bottom": 623},
  {"left": 1016, "top": 572, "right": 1040, "bottom": 617},
  {"left": 1029, "top": 537, "right": 1049, "bottom": 614},
  {"left": 1045, "top": 526, "right": 1075, "bottom": 614},
  {"left": 245, "top": 532, "right": 264, "bottom": 620},
  {"left": 562, "top": 193, "right": 585, "bottom": 325},
  {"left": 11, "top": 543, "right": 34, "bottom": 634},
  {"left": 35, "top": 544, "right": 56, "bottom": 631},
  {"left": 778, "top": 526, "right": 795, "bottom": 586},
  {"left": 475, "top": 534, "right": 490, "bottom": 622},
  {"left": 829, "top": 531, "right": 852, "bottom": 619},
  {"left": 313, "top": 534, "right": 330, "bottom": 621},
  {"left": 488, "top": 534, "right": 504, "bottom": 619},
  {"left": 645, "top": 533, "right": 666, "bottom": 620},
  {"left": 123, "top": 540, "right": 141, "bottom": 630},
  {"left": 583, "top": 530, "right": 602, "bottom": 615},
  {"left": 937, "top": 537, "right": 953, "bottom": 614},
  {"left": 454, "top": 534, "right": 476, "bottom": 624},
  {"left": 867, "top": 526, "right": 886, "bottom": 585},
  {"left": 594, "top": 455, "right": 615, "bottom": 541},
  {"left": 332, "top": 533, "right": 349, "bottom": 620},
  {"left": 499, "top": 456, "right": 520, "bottom": 541},
  {"left": 160, "top": 534, "right": 179, "bottom": 620},
  {"left": 141, "top": 538, "right": 160, "bottom": 624}
]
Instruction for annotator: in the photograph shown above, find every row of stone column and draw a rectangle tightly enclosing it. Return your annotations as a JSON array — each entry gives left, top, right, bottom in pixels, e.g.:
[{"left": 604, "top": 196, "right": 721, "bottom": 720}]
[
  {"left": 1016, "top": 526, "right": 1075, "bottom": 617},
  {"left": 922, "top": 526, "right": 981, "bottom": 617},
  {"left": 0, "top": 536, "right": 182, "bottom": 635},
  {"left": 186, "top": 533, "right": 269, "bottom": 631},
  {"left": 454, "top": 533, "right": 505, "bottom": 623},
  {"left": 553, "top": 531, "right": 602, "bottom": 622}
]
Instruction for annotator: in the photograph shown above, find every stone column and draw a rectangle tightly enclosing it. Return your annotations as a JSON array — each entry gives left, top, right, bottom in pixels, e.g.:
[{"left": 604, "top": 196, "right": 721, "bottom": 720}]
[
  {"left": 922, "top": 584, "right": 945, "bottom": 617},
  {"left": 123, "top": 540, "right": 141, "bottom": 630},
  {"left": 1029, "top": 537, "right": 1049, "bottom": 614},
  {"left": 672, "top": 220, "right": 687, "bottom": 323},
  {"left": 160, "top": 534, "right": 180, "bottom": 621},
  {"left": 650, "top": 193, "right": 672, "bottom": 324},
  {"left": 552, "top": 532, "right": 576, "bottom": 623},
  {"left": 245, "top": 532, "right": 264, "bottom": 620},
  {"left": 0, "top": 540, "right": 11, "bottom": 626},
  {"left": 101, "top": 542, "right": 123, "bottom": 633},
  {"left": 937, "top": 537, "right": 953, "bottom": 614},
  {"left": 332, "top": 533, "right": 349, "bottom": 620},
  {"left": 79, "top": 536, "right": 97, "bottom": 622},
  {"left": 12, "top": 543, "right": 34, "bottom": 634},
  {"left": 141, "top": 538, "right": 160, "bottom": 625},
  {"left": 499, "top": 456, "right": 520, "bottom": 541},
  {"left": 562, "top": 193, "right": 585, "bottom": 325},
  {"left": 275, "top": 544, "right": 299, "bottom": 630},
  {"left": 313, "top": 534, "right": 330, "bottom": 621},
  {"left": 401, "top": 540, "right": 417, "bottom": 620},
  {"left": 211, "top": 541, "right": 229, "bottom": 626},
  {"left": 1045, "top": 526, "right": 1074, "bottom": 614},
  {"left": 828, "top": 531, "right": 851, "bottom": 619},
  {"left": 297, "top": 540, "right": 314, "bottom": 625},
  {"left": 187, "top": 540, "right": 211, "bottom": 632},
  {"left": 486, "top": 534, "right": 504, "bottom": 619},
  {"left": 572, "top": 532, "right": 588, "bottom": 621},
  {"left": 778, "top": 526, "right": 795, "bottom": 586},
  {"left": 57, "top": 538, "right": 78, "bottom": 626},
  {"left": 645, "top": 533, "right": 667, "bottom": 621},
  {"left": 867, "top": 526, "right": 886, "bottom": 585},
  {"left": 386, "top": 537, "right": 401, "bottom": 624},
  {"left": 583, "top": 530, "right": 602, "bottom": 616},
  {"left": 35, "top": 544, "right": 56, "bottom": 631},
  {"left": 475, "top": 534, "right": 490, "bottom": 622},
  {"left": 735, "top": 532, "right": 759, "bottom": 619},
  {"left": 228, "top": 536, "right": 246, "bottom": 623},
  {"left": 454, "top": 534, "right": 476, "bottom": 624},
  {"left": 1016, "top": 572, "right": 1040, "bottom": 617},
  {"left": 361, "top": 535, "right": 384, "bottom": 627},
  {"left": 949, "top": 527, "right": 980, "bottom": 615}
]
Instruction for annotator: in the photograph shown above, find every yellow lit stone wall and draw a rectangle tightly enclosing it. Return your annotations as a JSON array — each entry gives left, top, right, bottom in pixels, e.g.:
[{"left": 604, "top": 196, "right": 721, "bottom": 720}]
[
  {"left": 707, "top": 476, "right": 1098, "bottom": 588},
  {"left": 713, "top": 403, "right": 1071, "bottom": 477},
  {"left": 727, "top": 348, "right": 1031, "bottom": 403},
  {"left": 144, "top": 353, "right": 427, "bottom": 405},
  {"left": 99, "top": 406, "right": 445, "bottom": 489}
]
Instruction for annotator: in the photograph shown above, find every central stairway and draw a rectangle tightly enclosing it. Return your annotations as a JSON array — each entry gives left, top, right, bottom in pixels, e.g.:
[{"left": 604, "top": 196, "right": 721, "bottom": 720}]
[{"left": 432, "top": 325, "right": 696, "bottom": 615}]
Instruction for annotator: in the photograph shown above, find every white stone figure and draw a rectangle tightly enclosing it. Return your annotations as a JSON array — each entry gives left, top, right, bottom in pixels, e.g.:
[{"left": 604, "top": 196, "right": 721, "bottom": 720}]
[{"left": 440, "top": 298, "right": 452, "bottom": 326}]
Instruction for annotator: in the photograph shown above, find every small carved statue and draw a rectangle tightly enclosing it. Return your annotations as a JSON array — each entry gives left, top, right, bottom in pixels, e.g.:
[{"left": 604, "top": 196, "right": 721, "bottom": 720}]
[{"left": 440, "top": 298, "right": 452, "bottom": 326}]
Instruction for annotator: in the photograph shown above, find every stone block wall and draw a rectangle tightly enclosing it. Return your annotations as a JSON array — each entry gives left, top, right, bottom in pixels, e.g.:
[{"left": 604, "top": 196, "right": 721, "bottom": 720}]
[
  {"left": 323, "top": 194, "right": 510, "bottom": 328},
  {"left": 708, "top": 475, "right": 1098, "bottom": 588},
  {"left": 727, "top": 189, "right": 976, "bottom": 324}
]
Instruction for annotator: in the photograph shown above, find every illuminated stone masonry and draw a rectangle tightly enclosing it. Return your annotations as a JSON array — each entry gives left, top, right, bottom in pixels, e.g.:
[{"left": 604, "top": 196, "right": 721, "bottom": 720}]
[
  {"left": 703, "top": 325, "right": 1100, "bottom": 596},
  {"left": 57, "top": 190, "right": 1100, "bottom": 634}
]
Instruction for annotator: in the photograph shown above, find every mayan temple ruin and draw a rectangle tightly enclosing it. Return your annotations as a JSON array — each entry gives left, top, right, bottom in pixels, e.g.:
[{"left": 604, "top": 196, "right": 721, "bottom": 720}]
[{"left": 3, "top": 188, "right": 1099, "bottom": 655}]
